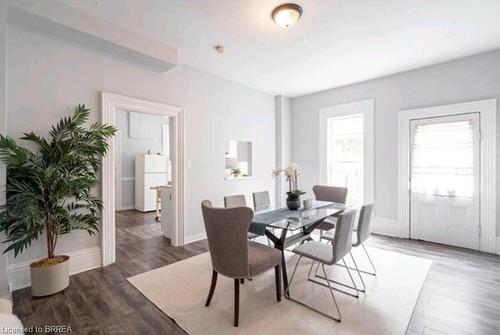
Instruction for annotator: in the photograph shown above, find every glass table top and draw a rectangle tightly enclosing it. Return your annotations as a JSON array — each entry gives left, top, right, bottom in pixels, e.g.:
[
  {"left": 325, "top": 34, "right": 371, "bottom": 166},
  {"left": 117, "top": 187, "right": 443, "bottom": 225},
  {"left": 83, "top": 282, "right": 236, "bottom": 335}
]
[{"left": 266, "top": 206, "right": 343, "bottom": 231}]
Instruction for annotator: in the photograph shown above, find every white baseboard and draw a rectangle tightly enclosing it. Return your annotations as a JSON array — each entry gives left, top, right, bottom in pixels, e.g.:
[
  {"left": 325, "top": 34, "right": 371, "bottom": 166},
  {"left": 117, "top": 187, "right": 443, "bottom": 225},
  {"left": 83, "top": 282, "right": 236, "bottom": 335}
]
[
  {"left": 372, "top": 217, "right": 398, "bottom": 237},
  {"left": 497, "top": 237, "right": 500, "bottom": 255},
  {"left": 7, "top": 247, "right": 102, "bottom": 292},
  {"left": 116, "top": 205, "right": 135, "bottom": 211},
  {"left": 0, "top": 293, "right": 11, "bottom": 301},
  {"left": 184, "top": 233, "right": 207, "bottom": 244}
]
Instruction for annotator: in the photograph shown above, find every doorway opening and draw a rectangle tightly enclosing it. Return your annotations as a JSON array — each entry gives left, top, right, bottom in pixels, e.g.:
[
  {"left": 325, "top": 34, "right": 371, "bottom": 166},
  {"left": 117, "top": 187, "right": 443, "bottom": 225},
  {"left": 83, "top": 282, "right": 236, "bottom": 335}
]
[
  {"left": 114, "top": 110, "right": 172, "bottom": 262},
  {"left": 101, "top": 92, "right": 185, "bottom": 266}
]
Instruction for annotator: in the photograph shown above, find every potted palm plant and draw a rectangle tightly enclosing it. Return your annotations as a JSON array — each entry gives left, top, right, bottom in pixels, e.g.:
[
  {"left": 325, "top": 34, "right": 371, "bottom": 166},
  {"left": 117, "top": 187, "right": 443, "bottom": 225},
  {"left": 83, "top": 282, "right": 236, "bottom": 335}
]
[
  {"left": 0, "top": 105, "right": 115, "bottom": 297},
  {"left": 272, "top": 163, "right": 306, "bottom": 210}
]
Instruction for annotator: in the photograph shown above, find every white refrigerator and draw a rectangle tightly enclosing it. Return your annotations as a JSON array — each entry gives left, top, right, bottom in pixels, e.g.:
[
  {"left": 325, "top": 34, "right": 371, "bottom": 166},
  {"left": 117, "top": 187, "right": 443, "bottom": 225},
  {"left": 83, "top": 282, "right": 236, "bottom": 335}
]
[{"left": 135, "top": 154, "right": 169, "bottom": 212}]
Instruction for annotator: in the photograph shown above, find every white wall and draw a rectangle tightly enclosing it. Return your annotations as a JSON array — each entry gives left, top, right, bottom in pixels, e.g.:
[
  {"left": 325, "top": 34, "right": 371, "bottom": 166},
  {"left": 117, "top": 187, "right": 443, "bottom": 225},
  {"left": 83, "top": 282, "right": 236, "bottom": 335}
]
[
  {"left": 291, "top": 49, "right": 500, "bottom": 235},
  {"left": 116, "top": 111, "right": 168, "bottom": 209},
  {"left": 275, "top": 95, "right": 292, "bottom": 207},
  {"left": 5, "top": 22, "right": 275, "bottom": 274}
]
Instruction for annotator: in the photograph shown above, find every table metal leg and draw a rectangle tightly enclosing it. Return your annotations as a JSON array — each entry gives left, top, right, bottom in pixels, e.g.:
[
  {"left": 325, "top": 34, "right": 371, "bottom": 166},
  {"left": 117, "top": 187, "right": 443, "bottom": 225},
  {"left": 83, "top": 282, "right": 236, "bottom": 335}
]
[
  {"left": 280, "top": 249, "right": 289, "bottom": 297},
  {"left": 265, "top": 228, "right": 289, "bottom": 297}
]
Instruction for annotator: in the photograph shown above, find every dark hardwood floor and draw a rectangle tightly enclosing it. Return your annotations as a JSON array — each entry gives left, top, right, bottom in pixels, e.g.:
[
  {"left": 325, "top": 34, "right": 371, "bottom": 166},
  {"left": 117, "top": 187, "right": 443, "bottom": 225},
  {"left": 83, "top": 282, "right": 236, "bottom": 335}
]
[{"left": 12, "top": 210, "right": 500, "bottom": 335}]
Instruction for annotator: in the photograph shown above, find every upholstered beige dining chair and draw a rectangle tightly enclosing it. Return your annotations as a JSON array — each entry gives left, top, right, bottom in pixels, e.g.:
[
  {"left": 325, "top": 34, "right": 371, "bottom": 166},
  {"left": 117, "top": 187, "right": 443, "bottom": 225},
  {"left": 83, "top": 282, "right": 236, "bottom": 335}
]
[
  {"left": 201, "top": 200, "right": 282, "bottom": 327},
  {"left": 224, "top": 194, "right": 247, "bottom": 208},
  {"left": 224, "top": 194, "right": 259, "bottom": 240},
  {"left": 312, "top": 185, "right": 348, "bottom": 235},
  {"left": 252, "top": 191, "right": 271, "bottom": 213}
]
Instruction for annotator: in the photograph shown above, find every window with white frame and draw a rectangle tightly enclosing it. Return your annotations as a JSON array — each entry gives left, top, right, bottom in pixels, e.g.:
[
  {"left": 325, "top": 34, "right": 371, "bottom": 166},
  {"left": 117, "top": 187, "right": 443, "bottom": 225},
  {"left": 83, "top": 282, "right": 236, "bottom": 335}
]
[{"left": 327, "top": 114, "right": 364, "bottom": 206}]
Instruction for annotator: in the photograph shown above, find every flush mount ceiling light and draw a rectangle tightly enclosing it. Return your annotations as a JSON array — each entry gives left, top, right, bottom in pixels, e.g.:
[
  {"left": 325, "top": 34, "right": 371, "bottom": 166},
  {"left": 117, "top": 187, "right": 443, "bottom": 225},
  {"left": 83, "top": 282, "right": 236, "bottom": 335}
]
[
  {"left": 272, "top": 3, "right": 303, "bottom": 28},
  {"left": 214, "top": 45, "right": 224, "bottom": 53}
]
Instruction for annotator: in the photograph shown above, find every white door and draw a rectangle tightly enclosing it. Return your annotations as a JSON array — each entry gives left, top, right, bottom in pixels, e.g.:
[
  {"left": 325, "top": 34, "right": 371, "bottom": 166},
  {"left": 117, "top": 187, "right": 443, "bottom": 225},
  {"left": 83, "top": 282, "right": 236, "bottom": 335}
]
[{"left": 410, "top": 113, "right": 480, "bottom": 249}]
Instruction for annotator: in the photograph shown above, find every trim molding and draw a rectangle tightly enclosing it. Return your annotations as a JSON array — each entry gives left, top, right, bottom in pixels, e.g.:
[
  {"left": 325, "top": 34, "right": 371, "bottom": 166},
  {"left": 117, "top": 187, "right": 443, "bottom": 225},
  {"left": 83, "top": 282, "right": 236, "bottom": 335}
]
[
  {"left": 398, "top": 99, "right": 497, "bottom": 253},
  {"left": 7, "top": 247, "right": 101, "bottom": 292},
  {"left": 117, "top": 205, "right": 134, "bottom": 211},
  {"left": 101, "top": 92, "right": 185, "bottom": 267},
  {"left": 7, "top": 2, "right": 177, "bottom": 72},
  {"left": 497, "top": 237, "right": 500, "bottom": 255},
  {"left": 185, "top": 233, "right": 207, "bottom": 244}
]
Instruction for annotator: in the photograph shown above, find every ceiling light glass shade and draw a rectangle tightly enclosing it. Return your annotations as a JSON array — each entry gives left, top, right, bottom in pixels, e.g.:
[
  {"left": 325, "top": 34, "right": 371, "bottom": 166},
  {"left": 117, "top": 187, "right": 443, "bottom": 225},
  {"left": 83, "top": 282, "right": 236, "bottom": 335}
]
[{"left": 272, "top": 4, "right": 303, "bottom": 28}]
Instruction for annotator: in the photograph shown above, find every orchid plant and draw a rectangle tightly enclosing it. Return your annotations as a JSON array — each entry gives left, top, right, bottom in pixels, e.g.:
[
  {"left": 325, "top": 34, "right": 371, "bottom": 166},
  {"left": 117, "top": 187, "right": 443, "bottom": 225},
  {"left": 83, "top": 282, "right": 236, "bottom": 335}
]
[{"left": 272, "top": 163, "right": 306, "bottom": 200}]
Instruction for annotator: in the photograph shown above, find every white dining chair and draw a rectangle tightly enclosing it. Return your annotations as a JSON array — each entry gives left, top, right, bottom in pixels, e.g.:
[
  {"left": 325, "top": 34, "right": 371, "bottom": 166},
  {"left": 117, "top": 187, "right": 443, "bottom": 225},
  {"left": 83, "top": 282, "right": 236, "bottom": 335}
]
[
  {"left": 286, "top": 209, "right": 358, "bottom": 322},
  {"left": 252, "top": 191, "right": 271, "bottom": 213},
  {"left": 319, "top": 203, "right": 376, "bottom": 293}
]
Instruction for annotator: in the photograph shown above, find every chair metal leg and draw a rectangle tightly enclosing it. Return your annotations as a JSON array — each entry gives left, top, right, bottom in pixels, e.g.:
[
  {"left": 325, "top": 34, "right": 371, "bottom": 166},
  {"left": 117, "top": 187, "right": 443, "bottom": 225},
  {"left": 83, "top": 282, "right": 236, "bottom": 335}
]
[
  {"left": 349, "top": 251, "right": 366, "bottom": 292},
  {"left": 307, "top": 260, "right": 316, "bottom": 279},
  {"left": 286, "top": 258, "right": 341, "bottom": 322},
  {"left": 362, "top": 244, "right": 377, "bottom": 276},
  {"left": 320, "top": 264, "right": 342, "bottom": 322},
  {"left": 285, "top": 256, "right": 303, "bottom": 297},
  {"left": 310, "top": 258, "right": 360, "bottom": 298},
  {"left": 322, "top": 242, "right": 377, "bottom": 277},
  {"left": 205, "top": 270, "right": 218, "bottom": 307},
  {"left": 342, "top": 258, "right": 360, "bottom": 295},
  {"left": 313, "top": 261, "right": 321, "bottom": 277}
]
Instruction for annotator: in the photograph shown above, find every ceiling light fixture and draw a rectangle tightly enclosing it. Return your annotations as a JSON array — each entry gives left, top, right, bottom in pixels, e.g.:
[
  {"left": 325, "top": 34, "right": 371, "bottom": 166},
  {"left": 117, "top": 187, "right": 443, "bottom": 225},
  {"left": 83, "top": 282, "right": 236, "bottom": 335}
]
[
  {"left": 272, "top": 3, "right": 303, "bottom": 28},
  {"left": 214, "top": 45, "right": 224, "bottom": 54}
]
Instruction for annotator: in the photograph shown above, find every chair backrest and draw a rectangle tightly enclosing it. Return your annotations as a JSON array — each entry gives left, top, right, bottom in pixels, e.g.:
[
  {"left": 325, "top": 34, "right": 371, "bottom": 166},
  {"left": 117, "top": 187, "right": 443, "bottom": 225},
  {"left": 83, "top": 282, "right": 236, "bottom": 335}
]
[
  {"left": 330, "top": 209, "right": 357, "bottom": 264},
  {"left": 224, "top": 194, "right": 247, "bottom": 208},
  {"left": 313, "top": 185, "right": 348, "bottom": 204},
  {"left": 201, "top": 200, "right": 252, "bottom": 278},
  {"left": 252, "top": 191, "right": 270, "bottom": 212},
  {"left": 354, "top": 203, "right": 374, "bottom": 246}
]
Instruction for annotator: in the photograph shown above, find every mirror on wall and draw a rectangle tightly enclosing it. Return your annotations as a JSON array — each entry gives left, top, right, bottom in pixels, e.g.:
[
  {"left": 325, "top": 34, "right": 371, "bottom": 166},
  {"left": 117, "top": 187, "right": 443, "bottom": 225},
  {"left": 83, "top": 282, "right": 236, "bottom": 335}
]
[{"left": 225, "top": 140, "right": 252, "bottom": 180}]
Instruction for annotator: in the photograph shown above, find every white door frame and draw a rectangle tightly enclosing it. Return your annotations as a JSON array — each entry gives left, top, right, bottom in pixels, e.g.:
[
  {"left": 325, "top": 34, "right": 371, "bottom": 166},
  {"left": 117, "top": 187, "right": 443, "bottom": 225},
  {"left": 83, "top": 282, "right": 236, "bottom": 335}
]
[
  {"left": 101, "top": 92, "right": 185, "bottom": 266},
  {"left": 319, "top": 98, "right": 375, "bottom": 205},
  {"left": 114, "top": 130, "right": 123, "bottom": 211},
  {"left": 398, "top": 99, "right": 496, "bottom": 253}
]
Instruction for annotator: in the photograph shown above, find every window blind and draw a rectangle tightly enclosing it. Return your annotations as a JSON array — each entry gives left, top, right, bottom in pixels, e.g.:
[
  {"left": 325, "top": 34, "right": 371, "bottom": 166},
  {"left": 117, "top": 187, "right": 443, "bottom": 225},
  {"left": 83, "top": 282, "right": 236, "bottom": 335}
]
[{"left": 411, "top": 120, "right": 474, "bottom": 197}]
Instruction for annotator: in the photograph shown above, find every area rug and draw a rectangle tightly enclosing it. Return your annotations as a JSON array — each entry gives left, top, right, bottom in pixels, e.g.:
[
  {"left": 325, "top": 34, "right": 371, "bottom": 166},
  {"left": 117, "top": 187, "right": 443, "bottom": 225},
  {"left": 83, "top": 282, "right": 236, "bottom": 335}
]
[{"left": 128, "top": 246, "right": 431, "bottom": 335}]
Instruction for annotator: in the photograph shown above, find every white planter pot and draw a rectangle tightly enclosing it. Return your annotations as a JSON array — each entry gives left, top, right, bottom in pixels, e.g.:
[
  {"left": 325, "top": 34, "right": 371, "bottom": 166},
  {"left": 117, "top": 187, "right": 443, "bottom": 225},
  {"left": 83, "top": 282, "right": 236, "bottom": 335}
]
[{"left": 30, "top": 255, "right": 70, "bottom": 297}]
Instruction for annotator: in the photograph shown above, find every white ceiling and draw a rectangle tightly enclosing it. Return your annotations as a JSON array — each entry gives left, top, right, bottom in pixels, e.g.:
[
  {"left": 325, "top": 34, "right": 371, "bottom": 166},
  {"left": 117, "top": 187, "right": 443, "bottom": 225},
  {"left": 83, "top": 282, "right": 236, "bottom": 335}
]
[{"left": 61, "top": 0, "right": 500, "bottom": 97}]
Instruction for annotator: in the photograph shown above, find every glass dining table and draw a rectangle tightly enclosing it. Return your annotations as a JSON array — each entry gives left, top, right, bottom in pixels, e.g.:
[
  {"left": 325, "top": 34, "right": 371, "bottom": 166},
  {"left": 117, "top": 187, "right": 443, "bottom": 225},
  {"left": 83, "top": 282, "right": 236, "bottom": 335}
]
[{"left": 249, "top": 201, "right": 345, "bottom": 295}]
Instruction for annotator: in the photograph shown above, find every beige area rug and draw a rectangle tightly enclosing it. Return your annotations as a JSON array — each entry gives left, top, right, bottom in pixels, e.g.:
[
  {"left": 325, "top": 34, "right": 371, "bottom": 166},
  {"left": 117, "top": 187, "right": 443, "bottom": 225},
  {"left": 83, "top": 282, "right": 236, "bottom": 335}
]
[{"left": 128, "top": 247, "right": 431, "bottom": 335}]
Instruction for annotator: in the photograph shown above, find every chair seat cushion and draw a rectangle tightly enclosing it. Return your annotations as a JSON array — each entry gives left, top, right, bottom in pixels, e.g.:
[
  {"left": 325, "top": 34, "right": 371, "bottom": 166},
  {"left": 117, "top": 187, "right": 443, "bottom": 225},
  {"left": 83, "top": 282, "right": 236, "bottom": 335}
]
[
  {"left": 293, "top": 241, "right": 333, "bottom": 264},
  {"left": 247, "top": 241, "right": 281, "bottom": 276},
  {"left": 316, "top": 217, "right": 337, "bottom": 231}
]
